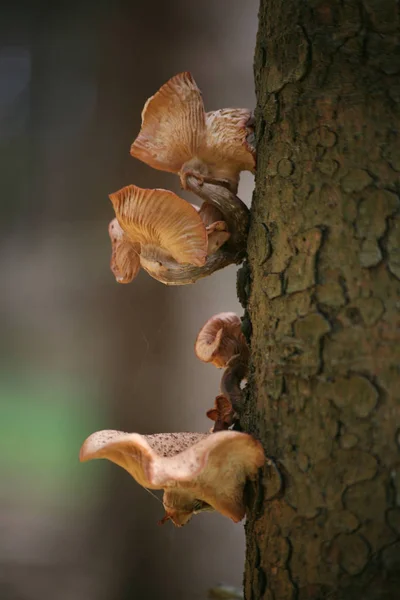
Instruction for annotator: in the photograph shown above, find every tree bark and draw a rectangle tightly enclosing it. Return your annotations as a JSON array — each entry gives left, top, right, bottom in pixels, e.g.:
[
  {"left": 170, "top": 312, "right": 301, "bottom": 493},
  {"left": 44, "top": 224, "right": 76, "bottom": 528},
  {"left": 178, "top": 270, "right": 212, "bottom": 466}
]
[{"left": 243, "top": 1, "right": 400, "bottom": 598}]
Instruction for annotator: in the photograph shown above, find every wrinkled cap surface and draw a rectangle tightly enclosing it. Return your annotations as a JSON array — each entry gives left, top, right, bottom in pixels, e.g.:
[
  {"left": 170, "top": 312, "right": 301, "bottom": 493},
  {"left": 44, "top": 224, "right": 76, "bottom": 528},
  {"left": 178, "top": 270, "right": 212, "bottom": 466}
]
[
  {"left": 130, "top": 72, "right": 255, "bottom": 185},
  {"left": 110, "top": 184, "right": 208, "bottom": 267}
]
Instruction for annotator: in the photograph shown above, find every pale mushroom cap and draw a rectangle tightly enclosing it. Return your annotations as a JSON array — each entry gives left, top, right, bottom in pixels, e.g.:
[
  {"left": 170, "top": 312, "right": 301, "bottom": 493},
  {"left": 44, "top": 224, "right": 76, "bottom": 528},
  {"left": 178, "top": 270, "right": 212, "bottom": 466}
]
[
  {"left": 79, "top": 429, "right": 264, "bottom": 523},
  {"left": 202, "top": 108, "right": 256, "bottom": 179},
  {"left": 130, "top": 71, "right": 206, "bottom": 173},
  {"left": 109, "top": 184, "right": 207, "bottom": 267},
  {"left": 108, "top": 218, "right": 141, "bottom": 283},
  {"left": 195, "top": 312, "right": 247, "bottom": 368}
]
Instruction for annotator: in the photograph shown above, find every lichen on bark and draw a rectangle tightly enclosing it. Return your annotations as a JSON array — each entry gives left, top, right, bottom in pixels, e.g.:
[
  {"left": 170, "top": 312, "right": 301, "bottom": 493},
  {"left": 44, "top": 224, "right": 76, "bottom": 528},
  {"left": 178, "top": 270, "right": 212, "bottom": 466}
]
[{"left": 243, "top": 1, "right": 400, "bottom": 598}]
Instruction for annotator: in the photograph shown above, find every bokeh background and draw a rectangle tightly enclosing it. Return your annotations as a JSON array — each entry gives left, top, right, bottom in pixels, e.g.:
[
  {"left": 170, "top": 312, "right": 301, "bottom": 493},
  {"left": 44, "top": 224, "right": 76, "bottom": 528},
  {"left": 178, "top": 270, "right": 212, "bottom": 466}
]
[{"left": 0, "top": 1, "right": 257, "bottom": 598}]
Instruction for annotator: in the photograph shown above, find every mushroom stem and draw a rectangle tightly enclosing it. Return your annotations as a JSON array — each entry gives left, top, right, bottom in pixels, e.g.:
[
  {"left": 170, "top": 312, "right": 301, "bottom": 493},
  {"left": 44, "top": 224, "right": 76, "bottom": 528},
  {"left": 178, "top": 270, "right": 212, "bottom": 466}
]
[
  {"left": 185, "top": 175, "right": 250, "bottom": 260},
  {"left": 142, "top": 247, "right": 235, "bottom": 285}
]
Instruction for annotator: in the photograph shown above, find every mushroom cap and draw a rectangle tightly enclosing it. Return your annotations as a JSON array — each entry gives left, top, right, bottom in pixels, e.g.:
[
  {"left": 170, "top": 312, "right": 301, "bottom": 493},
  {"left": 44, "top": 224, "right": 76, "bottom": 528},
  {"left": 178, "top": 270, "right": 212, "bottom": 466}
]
[
  {"left": 130, "top": 72, "right": 206, "bottom": 173},
  {"left": 109, "top": 184, "right": 207, "bottom": 267},
  {"left": 108, "top": 218, "right": 141, "bottom": 283},
  {"left": 201, "top": 108, "right": 256, "bottom": 178},
  {"left": 130, "top": 72, "right": 255, "bottom": 185},
  {"left": 195, "top": 312, "right": 247, "bottom": 368},
  {"left": 80, "top": 429, "right": 264, "bottom": 524}
]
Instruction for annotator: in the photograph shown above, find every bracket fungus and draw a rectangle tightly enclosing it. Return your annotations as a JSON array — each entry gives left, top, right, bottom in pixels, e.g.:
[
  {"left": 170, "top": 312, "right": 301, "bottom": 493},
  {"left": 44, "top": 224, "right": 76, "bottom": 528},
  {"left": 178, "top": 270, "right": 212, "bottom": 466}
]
[
  {"left": 80, "top": 429, "right": 264, "bottom": 527},
  {"left": 108, "top": 184, "right": 247, "bottom": 285},
  {"left": 195, "top": 312, "right": 249, "bottom": 416}
]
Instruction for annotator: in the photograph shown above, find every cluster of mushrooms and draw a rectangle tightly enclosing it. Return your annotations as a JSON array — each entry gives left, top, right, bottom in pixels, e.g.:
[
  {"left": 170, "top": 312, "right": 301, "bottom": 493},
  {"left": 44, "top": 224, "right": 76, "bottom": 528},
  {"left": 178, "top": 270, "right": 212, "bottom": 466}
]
[{"left": 80, "top": 73, "right": 265, "bottom": 527}]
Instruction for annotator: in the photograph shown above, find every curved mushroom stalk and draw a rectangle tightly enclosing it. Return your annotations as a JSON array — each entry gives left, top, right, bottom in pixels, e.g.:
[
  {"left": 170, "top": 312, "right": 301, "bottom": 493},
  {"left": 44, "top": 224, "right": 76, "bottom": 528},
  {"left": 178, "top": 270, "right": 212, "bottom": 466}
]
[
  {"left": 108, "top": 185, "right": 246, "bottom": 286},
  {"left": 80, "top": 430, "right": 264, "bottom": 526},
  {"left": 130, "top": 72, "right": 256, "bottom": 194},
  {"left": 139, "top": 248, "right": 237, "bottom": 285},
  {"left": 185, "top": 176, "right": 249, "bottom": 261}
]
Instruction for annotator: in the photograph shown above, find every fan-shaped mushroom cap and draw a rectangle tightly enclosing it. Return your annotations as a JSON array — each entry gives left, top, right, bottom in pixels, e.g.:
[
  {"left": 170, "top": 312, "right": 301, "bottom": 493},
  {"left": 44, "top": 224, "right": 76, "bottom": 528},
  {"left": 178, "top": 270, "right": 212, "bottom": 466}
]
[
  {"left": 110, "top": 184, "right": 207, "bottom": 267},
  {"left": 130, "top": 72, "right": 206, "bottom": 173},
  {"left": 80, "top": 429, "right": 264, "bottom": 525},
  {"left": 130, "top": 72, "right": 255, "bottom": 189},
  {"left": 195, "top": 312, "right": 248, "bottom": 368},
  {"left": 108, "top": 218, "right": 141, "bottom": 283}
]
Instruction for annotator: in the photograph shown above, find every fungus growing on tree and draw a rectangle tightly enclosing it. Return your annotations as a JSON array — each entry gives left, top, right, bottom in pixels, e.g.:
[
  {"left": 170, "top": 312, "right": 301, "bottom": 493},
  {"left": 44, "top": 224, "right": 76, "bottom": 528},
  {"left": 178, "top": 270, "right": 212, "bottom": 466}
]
[
  {"left": 128, "top": 73, "right": 253, "bottom": 270},
  {"left": 108, "top": 184, "right": 248, "bottom": 285},
  {"left": 130, "top": 72, "right": 256, "bottom": 194},
  {"left": 79, "top": 429, "right": 264, "bottom": 527},
  {"left": 195, "top": 312, "right": 248, "bottom": 368},
  {"left": 195, "top": 312, "right": 249, "bottom": 416}
]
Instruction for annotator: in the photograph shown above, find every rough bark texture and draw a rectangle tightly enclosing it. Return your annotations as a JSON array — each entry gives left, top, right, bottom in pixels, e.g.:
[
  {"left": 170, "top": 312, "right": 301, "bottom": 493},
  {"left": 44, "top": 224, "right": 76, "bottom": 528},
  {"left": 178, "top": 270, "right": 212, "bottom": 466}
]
[{"left": 242, "top": 1, "right": 400, "bottom": 598}]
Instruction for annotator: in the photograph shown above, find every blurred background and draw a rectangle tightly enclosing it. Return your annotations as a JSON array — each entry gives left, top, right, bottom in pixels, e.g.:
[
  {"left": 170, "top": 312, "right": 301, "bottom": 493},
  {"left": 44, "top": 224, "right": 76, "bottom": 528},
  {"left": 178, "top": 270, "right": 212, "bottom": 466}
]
[{"left": 0, "top": 1, "right": 257, "bottom": 598}]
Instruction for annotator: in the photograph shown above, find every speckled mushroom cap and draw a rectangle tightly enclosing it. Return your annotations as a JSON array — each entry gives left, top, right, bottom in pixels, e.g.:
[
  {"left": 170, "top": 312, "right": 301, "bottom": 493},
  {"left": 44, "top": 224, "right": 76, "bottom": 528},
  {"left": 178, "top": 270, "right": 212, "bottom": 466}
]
[
  {"left": 130, "top": 72, "right": 255, "bottom": 189},
  {"left": 110, "top": 184, "right": 208, "bottom": 267},
  {"left": 80, "top": 429, "right": 264, "bottom": 526},
  {"left": 195, "top": 312, "right": 248, "bottom": 368}
]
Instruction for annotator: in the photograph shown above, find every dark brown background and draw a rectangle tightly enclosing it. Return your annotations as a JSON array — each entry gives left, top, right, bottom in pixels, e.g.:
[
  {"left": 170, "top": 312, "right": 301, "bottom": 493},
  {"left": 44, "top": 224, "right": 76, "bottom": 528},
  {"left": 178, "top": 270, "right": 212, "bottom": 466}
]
[{"left": 0, "top": 1, "right": 257, "bottom": 599}]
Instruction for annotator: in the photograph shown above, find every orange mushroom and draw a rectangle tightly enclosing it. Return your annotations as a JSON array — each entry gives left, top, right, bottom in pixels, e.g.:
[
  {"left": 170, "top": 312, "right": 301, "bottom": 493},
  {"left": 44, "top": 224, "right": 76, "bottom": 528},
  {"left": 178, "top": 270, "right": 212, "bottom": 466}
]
[
  {"left": 108, "top": 185, "right": 246, "bottom": 286},
  {"left": 195, "top": 312, "right": 249, "bottom": 418},
  {"left": 80, "top": 429, "right": 264, "bottom": 526},
  {"left": 129, "top": 73, "right": 252, "bottom": 265},
  {"left": 130, "top": 72, "right": 255, "bottom": 194},
  {"left": 195, "top": 312, "right": 248, "bottom": 368}
]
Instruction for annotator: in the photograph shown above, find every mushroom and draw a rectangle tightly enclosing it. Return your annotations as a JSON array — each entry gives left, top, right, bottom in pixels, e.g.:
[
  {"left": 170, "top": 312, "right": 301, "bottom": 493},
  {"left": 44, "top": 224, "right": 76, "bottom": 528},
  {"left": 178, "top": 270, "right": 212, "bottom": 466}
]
[
  {"left": 129, "top": 72, "right": 253, "bottom": 264},
  {"left": 108, "top": 185, "right": 245, "bottom": 286},
  {"left": 195, "top": 312, "right": 248, "bottom": 368},
  {"left": 195, "top": 312, "right": 249, "bottom": 416},
  {"left": 79, "top": 429, "right": 264, "bottom": 526},
  {"left": 130, "top": 72, "right": 256, "bottom": 194}
]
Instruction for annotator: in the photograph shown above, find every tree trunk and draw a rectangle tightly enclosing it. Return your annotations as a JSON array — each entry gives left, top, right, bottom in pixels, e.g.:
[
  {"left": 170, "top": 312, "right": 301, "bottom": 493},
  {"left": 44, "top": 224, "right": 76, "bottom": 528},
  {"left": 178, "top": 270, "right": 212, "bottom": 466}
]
[{"left": 243, "top": 1, "right": 400, "bottom": 598}]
